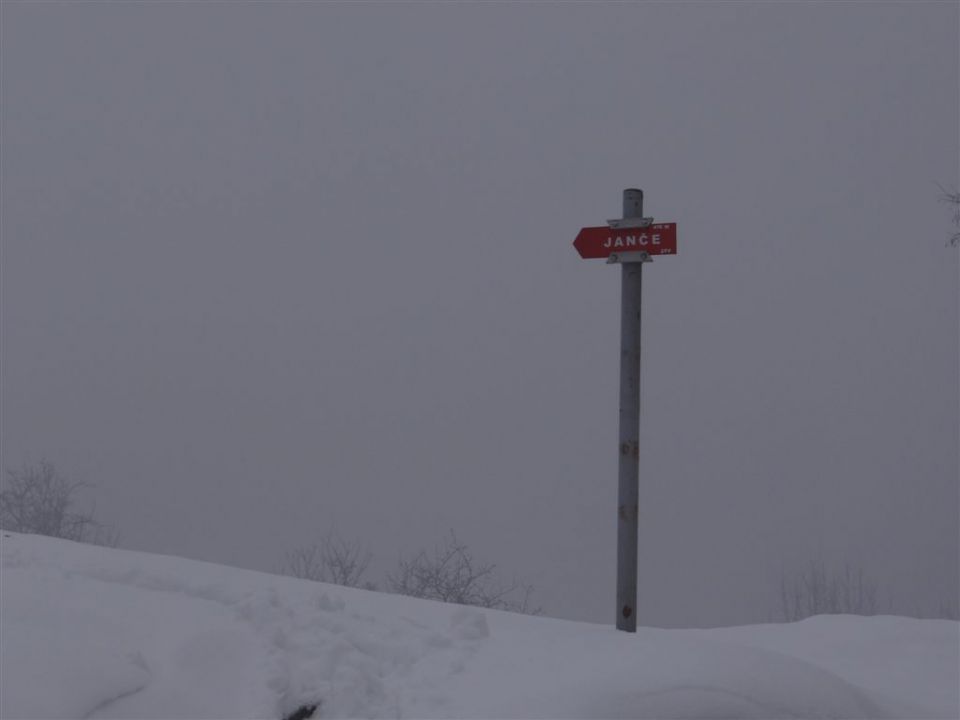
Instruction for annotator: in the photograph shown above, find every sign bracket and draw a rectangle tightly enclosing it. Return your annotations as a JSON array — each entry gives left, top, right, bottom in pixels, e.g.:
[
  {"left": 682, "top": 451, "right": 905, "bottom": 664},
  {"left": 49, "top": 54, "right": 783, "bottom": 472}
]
[
  {"left": 607, "top": 251, "right": 653, "bottom": 265},
  {"left": 606, "top": 217, "right": 655, "bottom": 229}
]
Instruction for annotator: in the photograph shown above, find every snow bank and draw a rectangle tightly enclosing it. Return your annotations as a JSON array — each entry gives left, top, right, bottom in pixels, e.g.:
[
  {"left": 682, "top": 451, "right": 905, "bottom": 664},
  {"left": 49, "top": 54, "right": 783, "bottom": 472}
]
[
  {"left": 1, "top": 581, "right": 149, "bottom": 719},
  {"left": 2, "top": 532, "right": 957, "bottom": 719}
]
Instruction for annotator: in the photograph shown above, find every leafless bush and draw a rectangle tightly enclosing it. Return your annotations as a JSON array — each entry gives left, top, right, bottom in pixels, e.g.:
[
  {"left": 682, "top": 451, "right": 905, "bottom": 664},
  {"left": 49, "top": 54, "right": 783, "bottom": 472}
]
[
  {"left": 780, "top": 559, "right": 878, "bottom": 622},
  {"left": 939, "top": 183, "right": 960, "bottom": 247},
  {"left": 934, "top": 598, "right": 959, "bottom": 620},
  {"left": 388, "top": 531, "right": 540, "bottom": 614},
  {"left": 281, "top": 532, "right": 372, "bottom": 588},
  {"left": 281, "top": 544, "right": 325, "bottom": 581},
  {"left": 0, "top": 460, "right": 117, "bottom": 545}
]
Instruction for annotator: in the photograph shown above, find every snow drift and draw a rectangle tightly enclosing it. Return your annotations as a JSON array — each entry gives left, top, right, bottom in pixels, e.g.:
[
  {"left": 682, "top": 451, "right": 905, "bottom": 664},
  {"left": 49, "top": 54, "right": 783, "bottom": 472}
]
[{"left": 1, "top": 532, "right": 957, "bottom": 719}]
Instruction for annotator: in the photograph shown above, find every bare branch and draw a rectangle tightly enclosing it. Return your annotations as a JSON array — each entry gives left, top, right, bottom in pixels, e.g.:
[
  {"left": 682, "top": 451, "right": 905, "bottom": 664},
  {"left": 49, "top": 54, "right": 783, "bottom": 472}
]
[
  {"left": 281, "top": 544, "right": 326, "bottom": 581},
  {"left": 779, "top": 559, "right": 879, "bottom": 621},
  {"left": 937, "top": 183, "right": 960, "bottom": 247},
  {"left": 0, "top": 460, "right": 115, "bottom": 544},
  {"left": 320, "top": 532, "right": 372, "bottom": 587},
  {"left": 388, "top": 531, "right": 541, "bottom": 614},
  {"left": 280, "top": 532, "right": 371, "bottom": 588}
]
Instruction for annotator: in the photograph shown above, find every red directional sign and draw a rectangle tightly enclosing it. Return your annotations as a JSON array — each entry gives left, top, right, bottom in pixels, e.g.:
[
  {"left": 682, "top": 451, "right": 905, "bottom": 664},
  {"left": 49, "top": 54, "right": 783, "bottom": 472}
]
[{"left": 573, "top": 223, "right": 677, "bottom": 259}]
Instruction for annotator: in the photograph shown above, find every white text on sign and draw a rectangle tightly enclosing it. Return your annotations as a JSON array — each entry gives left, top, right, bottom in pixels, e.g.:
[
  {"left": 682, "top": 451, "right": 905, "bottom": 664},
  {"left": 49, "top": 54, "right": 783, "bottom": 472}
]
[{"left": 604, "top": 234, "right": 660, "bottom": 249}]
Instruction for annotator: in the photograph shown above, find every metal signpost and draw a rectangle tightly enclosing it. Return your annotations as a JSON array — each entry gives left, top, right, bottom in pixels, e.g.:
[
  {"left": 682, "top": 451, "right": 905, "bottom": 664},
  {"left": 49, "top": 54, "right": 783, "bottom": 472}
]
[{"left": 573, "top": 189, "right": 677, "bottom": 632}]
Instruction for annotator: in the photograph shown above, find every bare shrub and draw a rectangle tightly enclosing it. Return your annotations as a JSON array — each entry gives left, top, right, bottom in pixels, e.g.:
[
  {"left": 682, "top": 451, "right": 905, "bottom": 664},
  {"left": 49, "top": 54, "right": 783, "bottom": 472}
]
[
  {"left": 281, "top": 544, "right": 326, "bottom": 582},
  {"left": 939, "top": 183, "right": 960, "bottom": 247},
  {"left": 780, "top": 559, "right": 878, "bottom": 622},
  {"left": 388, "top": 531, "right": 540, "bottom": 614},
  {"left": 281, "top": 532, "right": 372, "bottom": 588},
  {"left": 934, "top": 598, "right": 959, "bottom": 620},
  {"left": 0, "top": 460, "right": 117, "bottom": 545}
]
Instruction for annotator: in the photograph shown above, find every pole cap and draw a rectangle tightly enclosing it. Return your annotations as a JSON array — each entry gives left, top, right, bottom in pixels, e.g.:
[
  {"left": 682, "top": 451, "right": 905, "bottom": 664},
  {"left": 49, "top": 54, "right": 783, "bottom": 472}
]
[{"left": 623, "top": 188, "right": 644, "bottom": 219}]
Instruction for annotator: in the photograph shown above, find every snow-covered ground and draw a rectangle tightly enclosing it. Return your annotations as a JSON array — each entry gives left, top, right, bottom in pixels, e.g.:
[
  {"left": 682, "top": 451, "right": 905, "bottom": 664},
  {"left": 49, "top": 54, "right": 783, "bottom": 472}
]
[{"left": 1, "top": 532, "right": 957, "bottom": 719}]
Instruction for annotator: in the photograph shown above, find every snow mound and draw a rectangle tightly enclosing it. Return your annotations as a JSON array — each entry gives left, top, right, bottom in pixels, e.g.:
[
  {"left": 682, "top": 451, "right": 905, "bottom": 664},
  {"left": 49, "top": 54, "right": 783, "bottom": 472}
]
[
  {"left": 2, "top": 532, "right": 957, "bottom": 719},
  {"left": 1, "top": 587, "right": 149, "bottom": 720}
]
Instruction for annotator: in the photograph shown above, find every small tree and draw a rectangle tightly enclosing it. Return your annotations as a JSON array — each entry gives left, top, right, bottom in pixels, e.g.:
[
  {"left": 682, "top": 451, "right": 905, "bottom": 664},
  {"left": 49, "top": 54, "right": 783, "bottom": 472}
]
[
  {"left": 0, "top": 460, "right": 116, "bottom": 544},
  {"left": 281, "top": 531, "right": 372, "bottom": 588},
  {"left": 779, "top": 559, "right": 878, "bottom": 622},
  {"left": 388, "top": 531, "right": 540, "bottom": 614}
]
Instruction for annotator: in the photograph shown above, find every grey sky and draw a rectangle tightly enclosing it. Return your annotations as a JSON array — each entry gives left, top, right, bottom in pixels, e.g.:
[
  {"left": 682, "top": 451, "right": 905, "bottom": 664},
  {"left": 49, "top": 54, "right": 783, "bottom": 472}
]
[{"left": 2, "top": 1, "right": 957, "bottom": 627}]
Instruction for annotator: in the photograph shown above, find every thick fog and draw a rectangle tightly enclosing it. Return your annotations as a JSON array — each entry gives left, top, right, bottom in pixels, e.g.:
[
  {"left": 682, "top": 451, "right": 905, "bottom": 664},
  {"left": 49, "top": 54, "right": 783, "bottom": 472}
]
[{"left": 2, "top": 2, "right": 957, "bottom": 627}]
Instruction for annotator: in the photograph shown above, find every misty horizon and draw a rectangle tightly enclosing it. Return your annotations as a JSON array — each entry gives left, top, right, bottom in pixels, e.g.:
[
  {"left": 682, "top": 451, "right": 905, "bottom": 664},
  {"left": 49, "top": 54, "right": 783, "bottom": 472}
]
[{"left": 1, "top": 1, "right": 957, "bottom": 629}]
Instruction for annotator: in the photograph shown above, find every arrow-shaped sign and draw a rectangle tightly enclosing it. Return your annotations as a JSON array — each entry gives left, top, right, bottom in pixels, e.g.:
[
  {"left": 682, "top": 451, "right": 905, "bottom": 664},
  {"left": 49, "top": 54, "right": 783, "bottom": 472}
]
[{"left": 573, "top": 223, "right": 677, "bottom": 259}]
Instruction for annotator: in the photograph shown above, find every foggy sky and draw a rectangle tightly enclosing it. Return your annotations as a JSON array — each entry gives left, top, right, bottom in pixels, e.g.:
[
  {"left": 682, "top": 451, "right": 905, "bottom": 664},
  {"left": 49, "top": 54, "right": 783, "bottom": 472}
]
[{"left": 2, "top": 1, "right": 957, "bottom": 627}]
